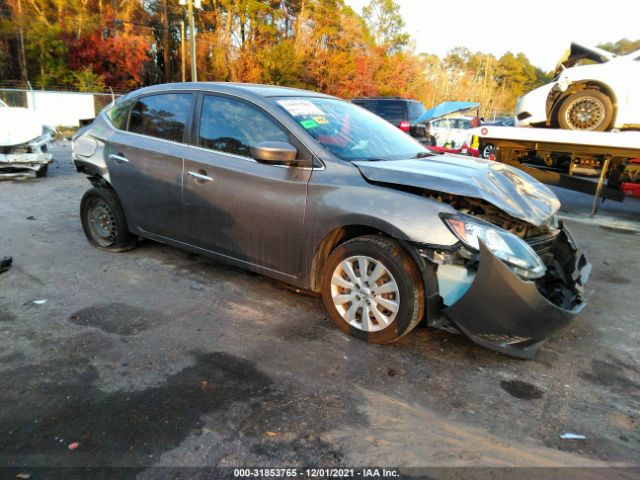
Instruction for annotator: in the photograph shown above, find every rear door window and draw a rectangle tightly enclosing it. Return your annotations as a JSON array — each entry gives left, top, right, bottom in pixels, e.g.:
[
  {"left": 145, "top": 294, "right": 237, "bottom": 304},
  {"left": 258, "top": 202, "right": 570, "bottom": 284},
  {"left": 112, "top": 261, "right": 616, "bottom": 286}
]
[
  {"left": 452, "top": 119, "right": 472, "bottom": 129},
  {"left": 352, "top": 100, "right": 376, "bottom": 113},
  {"left": 128, "top": 93, "right": 193, "bottom": 143},
  {"left": 374, "top": 101, "right": 405, "bottom": 125},
  {"left": 198, "top": 95, "right": 289, "bottom": 158}
]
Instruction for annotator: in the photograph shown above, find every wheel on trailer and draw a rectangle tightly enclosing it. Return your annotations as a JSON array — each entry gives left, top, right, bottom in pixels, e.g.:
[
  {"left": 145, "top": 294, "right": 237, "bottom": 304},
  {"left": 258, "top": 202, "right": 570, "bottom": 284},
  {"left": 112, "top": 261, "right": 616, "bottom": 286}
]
[
  {"left": 557, "top": 89, "right": 613, "bottom": 131},
  {"left": 320, "top": 235, "right": 425, "bottom": 344},
  {"left": 80, "top": 187, "right": 137, "bottom": 252}
]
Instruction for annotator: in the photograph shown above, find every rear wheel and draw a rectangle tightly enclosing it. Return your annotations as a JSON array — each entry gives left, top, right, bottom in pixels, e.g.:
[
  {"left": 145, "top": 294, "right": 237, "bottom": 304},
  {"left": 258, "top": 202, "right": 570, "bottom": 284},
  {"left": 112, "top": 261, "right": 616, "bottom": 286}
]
[
  {"left": 321, "top": 235, "right": 425, "bottom": 344},
  {"left": 558, "top": 89, "right": 613, "bottom": 131},
  {"left": 80, "top": 187, "right": 136, "bottom": 252}
]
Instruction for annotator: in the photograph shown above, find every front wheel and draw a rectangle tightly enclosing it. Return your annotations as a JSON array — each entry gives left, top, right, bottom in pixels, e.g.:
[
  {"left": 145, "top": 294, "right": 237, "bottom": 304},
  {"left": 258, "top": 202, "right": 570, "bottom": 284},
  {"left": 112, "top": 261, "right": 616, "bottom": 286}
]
[
  {"left": 321, "top": 235, "right": 425, "bottom": 344},
  {"left": 557, "top": 89, "right": 613, "bottom": 131},
  {"left": 80, "top": 187, "right": 137, "bottom": 252}
]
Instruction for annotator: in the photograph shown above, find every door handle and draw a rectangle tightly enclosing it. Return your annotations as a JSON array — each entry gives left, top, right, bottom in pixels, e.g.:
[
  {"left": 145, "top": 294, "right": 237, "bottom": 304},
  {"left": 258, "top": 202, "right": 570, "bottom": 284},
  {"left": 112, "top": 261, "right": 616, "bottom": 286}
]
[
  {"left": 188, "top": 171, "right": 214, "bottom": 182},
  {"left": 109, "top": 153, "right": 129, "bottom": 163}
]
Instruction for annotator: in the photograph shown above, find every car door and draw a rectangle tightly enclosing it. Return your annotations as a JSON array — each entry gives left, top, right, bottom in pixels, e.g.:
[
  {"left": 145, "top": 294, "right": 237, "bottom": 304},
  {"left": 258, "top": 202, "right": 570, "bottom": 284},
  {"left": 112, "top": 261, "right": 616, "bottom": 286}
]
[
  {"left": 180, "top": 94, "right": 311, "bottom": 277},
  {"left": 431, "top": 118, "right": 449, "bottom": 146},
  {"left": 451, "top": 118, "right": 471, "bottom": 147},
  {"left": 107, "top": 92, "right": 193, "bottom": 239}
]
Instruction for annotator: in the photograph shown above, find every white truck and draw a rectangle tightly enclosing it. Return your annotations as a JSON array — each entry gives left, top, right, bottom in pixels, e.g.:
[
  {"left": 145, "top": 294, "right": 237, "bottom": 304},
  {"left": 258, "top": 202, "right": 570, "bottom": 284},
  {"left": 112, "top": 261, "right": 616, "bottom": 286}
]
[{"left": 473, "top": 126, "right": 640, "bottom": 215}]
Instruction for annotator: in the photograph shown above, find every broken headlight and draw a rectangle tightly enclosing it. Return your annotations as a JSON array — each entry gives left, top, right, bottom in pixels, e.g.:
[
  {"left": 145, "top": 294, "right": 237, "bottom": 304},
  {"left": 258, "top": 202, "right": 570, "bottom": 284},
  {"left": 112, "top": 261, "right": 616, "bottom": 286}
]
[{"left": 443, "top": 214, "right": 546, "bottom": 279}]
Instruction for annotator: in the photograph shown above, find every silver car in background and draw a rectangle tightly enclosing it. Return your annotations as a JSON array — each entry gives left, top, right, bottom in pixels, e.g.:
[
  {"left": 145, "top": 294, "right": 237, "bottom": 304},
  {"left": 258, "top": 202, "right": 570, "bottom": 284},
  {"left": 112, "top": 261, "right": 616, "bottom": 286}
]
[{"left": 72, "top": 83, "right": 591, "bottom": 358}]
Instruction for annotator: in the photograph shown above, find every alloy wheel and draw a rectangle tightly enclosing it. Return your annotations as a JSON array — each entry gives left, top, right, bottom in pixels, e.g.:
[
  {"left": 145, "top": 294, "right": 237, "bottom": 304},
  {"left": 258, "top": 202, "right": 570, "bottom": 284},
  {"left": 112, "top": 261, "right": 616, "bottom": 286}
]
[
  {"left": 330, "top": 255, "right": 400, "bottom": 332},
  {"left": 564, "top": 96, "right": 605, "bottom": 130}
]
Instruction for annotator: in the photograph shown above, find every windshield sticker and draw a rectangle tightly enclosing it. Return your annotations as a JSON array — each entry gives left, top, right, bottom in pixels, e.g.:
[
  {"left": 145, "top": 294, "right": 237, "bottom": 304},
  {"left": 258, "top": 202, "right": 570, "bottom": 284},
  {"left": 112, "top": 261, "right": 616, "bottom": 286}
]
[
  {"left": 312, "top": 116, "right": 330, "bottom": 125},
  {"left": 300, "top": 119, "right": 319, "bottom": 129},
  {"left": 277, "top": 99, "right": 324, "bottom": 117}
]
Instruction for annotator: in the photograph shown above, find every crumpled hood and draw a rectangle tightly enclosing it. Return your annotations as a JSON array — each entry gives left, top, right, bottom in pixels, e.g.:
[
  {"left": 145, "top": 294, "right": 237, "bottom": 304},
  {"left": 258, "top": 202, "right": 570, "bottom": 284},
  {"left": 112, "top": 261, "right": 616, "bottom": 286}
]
[{"left": 354, "top": 155, "right": 560, "bottom": 227}]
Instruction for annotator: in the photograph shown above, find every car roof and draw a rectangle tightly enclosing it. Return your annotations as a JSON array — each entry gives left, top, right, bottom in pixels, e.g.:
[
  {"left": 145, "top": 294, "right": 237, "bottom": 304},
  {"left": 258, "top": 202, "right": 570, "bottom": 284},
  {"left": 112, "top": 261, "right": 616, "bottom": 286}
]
[{"left": 124, "top": 82, "right": 337, "bottom": 102}]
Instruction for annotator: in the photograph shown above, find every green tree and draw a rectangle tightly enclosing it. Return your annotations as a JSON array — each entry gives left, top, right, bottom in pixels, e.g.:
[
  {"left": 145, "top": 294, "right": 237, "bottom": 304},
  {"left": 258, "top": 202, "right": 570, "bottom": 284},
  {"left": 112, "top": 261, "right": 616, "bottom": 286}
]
[
  {"left": 25, "top": 22, "right": 71, "bottom": 85},
  {"left": 362, "top": 0, "right": 408, "bottom": 54},
  {"left": 598, "top": 38, "right": 640, "bottom": 55}
]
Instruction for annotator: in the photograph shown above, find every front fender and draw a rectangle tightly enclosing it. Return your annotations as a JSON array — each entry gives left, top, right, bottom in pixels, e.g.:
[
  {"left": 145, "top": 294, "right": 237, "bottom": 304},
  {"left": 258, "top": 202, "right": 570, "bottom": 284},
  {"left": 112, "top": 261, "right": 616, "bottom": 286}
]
[
  {"left": 302, "top": 162, "right": 460, "bottom": 288},
  {"left": 306, "top": 174, "right": 459, "bottom": 249}
]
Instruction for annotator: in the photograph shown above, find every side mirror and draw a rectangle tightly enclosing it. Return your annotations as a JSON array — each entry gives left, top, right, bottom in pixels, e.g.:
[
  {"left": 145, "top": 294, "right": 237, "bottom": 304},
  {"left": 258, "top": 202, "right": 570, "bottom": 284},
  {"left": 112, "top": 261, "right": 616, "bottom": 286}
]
[{"left": 251, "top": 141, "right": 297, "bottom": 164}]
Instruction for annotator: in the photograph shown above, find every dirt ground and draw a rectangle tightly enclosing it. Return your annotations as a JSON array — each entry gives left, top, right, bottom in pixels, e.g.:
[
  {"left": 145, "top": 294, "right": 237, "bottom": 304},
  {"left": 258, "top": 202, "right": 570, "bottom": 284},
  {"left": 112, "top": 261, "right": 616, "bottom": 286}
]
[{"left": 1, "top": 141, "right": 639, "bottom": 479}]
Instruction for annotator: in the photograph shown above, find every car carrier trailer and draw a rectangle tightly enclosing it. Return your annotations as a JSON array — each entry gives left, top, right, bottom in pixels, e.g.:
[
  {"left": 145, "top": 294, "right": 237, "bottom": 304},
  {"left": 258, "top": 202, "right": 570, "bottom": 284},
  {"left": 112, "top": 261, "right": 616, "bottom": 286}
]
[{"left": 473, "top": 126, "right": 640, "bottom": 215}]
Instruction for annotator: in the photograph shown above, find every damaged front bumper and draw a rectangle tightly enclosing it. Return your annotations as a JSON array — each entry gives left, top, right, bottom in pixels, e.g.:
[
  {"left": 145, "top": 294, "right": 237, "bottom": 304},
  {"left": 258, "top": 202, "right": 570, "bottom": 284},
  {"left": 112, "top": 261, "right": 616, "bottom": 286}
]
[
  {"left": 0, "top": 152, "right": 53, "bottom": 180},
  {"left": 441, "top": 224, "right": 591, "bottom": 358}
]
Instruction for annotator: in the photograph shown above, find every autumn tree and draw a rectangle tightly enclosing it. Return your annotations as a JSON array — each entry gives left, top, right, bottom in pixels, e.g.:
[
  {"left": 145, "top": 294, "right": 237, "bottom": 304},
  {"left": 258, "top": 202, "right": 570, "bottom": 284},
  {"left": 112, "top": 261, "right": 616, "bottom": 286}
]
[{"left": 0, "top": 0, "right": 633, "bottom": 118}]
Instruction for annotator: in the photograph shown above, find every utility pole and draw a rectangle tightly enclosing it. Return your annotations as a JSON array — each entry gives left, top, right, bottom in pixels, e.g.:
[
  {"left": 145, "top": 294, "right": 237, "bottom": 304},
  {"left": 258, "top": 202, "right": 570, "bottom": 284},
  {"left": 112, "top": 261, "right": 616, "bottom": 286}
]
[
  {"left": 161, "top": 0, "right": 170, "bottom": 82},
  {"left": 180, "top": 20, "right": 186, "bottom": 82},
  {"left": 17, "top": 0, "right": 27, "bottom": 80},
  {"left": 180, "top": 0, "right": 199, "bottom": 82},
  {"left": 188, "top": 0, "right": 197, "bottom": 81}
]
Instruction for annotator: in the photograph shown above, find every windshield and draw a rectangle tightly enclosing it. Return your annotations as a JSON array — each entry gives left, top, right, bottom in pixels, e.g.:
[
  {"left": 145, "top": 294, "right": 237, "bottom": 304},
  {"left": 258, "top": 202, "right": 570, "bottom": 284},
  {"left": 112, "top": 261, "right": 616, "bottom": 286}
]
[{"left": 272, "top": 97, "right": 429, "bottom": 161}]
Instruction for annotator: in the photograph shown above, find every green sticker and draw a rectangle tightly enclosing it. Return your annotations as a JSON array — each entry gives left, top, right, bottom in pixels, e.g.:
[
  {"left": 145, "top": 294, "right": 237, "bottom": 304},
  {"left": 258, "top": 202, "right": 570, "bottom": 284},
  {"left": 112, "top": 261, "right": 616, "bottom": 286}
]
[{"left": 300, "top": 119, "right": 319, "bottom": 129}]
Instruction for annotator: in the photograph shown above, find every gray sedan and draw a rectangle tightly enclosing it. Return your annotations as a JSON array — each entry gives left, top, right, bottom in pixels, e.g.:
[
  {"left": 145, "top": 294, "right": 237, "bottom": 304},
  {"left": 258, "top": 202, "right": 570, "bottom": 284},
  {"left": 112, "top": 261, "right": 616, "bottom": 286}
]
[{"left": 72, "top": 83, "right": 591, "bottom": 358}]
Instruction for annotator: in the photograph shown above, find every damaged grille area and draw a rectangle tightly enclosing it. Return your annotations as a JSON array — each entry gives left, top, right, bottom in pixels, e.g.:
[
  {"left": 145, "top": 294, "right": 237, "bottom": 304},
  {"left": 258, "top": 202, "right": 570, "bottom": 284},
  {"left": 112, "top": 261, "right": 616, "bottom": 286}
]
[
  {"left": 535, "top": 229, "right": 589, "bottom": 310},
  {"left": 525, "top": 230, "right": 561, "bottom": 255}
]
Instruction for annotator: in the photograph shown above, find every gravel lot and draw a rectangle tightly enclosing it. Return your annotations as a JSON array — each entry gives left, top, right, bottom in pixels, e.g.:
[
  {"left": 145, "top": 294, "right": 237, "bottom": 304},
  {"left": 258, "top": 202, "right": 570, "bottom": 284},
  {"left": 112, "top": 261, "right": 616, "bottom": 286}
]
[{"left": 1, "top": 141, "right": 639, "bottom": 479}]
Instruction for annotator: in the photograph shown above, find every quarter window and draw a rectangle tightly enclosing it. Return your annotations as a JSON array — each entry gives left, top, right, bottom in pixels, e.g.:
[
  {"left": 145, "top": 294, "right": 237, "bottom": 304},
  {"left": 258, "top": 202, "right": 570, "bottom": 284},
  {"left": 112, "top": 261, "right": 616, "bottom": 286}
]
[
  {"left": 128, "top": 93, "right": 192, "bottom": 142},
  {"left": 407, "top": 101, "right": 426, "bottom": 121},
  {"left": 107, "top": 100, "right": 131, "bottom": 130},
  {"left": 199, "top": 95, "right": 288, "bottom": 158}
]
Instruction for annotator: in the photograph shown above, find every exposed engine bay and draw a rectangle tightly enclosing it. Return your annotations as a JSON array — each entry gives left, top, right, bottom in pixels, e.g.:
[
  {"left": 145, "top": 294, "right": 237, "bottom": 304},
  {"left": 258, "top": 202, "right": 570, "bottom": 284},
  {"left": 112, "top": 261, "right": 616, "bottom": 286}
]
[{"left": 419, "top": 192, "right": 555, "bottom": 239}]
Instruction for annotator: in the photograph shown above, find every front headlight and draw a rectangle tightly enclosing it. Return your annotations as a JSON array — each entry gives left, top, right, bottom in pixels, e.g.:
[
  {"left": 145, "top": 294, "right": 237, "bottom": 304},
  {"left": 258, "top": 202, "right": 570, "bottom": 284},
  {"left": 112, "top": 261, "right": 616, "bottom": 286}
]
[{"left": 443, "top": 214, "right": 546, "bottom": 279}]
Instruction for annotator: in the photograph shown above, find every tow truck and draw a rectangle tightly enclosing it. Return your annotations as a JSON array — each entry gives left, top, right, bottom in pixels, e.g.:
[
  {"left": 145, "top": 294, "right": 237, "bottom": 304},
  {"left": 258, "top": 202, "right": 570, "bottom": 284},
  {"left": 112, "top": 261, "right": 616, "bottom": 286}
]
[{"left": 473, "top": 126, "right": 640, "bottom": 215}]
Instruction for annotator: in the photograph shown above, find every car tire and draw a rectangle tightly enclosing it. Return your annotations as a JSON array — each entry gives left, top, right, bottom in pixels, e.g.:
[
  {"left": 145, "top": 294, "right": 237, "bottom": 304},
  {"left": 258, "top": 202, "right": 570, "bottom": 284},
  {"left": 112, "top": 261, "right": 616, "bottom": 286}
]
[
  {"left": 481, "top": 143, "right": 496, "bottom": 160},
  {"left": 80, "top": 187, "right": 137, "bottom": 252},
  {"left": 558, "top": 89, "right": 613, "bottom": 131},
  {"left": 321, "top": 235, "right": 425, "bottom": 344}
]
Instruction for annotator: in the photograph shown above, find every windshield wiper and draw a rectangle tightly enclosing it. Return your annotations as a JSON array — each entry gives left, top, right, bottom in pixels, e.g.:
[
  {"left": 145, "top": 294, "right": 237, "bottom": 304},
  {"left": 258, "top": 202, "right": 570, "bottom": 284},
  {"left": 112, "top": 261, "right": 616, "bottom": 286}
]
[{"left": 412, "top": 151, "right": 433, "bottom": 159}]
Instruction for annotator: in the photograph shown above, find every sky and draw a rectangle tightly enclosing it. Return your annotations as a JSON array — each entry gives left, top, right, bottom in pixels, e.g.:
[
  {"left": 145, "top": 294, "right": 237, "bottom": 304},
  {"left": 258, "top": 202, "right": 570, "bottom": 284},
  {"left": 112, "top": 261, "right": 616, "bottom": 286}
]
[{"left": 345, "top": 0, "right": 638, "bottom": 71}]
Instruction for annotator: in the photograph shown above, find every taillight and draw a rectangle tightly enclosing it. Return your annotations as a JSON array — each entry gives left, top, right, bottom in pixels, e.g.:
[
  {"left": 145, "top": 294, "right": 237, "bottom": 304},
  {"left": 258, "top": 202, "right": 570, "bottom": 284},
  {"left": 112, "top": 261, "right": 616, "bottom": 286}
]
[{"left": 399, "top": 120, "right": 410, "bottom": 132}]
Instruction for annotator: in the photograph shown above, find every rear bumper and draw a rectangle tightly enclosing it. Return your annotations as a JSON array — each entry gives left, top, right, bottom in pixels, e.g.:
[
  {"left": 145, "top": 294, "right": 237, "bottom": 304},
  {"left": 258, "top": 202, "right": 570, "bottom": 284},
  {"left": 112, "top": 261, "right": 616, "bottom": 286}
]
[{"left": 442, "top": 224, "right": 591, "bottom": 358}]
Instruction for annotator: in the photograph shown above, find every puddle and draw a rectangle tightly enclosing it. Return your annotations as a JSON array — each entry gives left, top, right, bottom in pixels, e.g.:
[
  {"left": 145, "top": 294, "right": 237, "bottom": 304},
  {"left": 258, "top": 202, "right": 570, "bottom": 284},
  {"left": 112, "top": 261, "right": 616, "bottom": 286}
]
[
  {"left": 69, "top": 303, "right": 163, "bottom": 335},
  {"left": 500, "top": 380, "right": 544, "bottom": 400}
]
